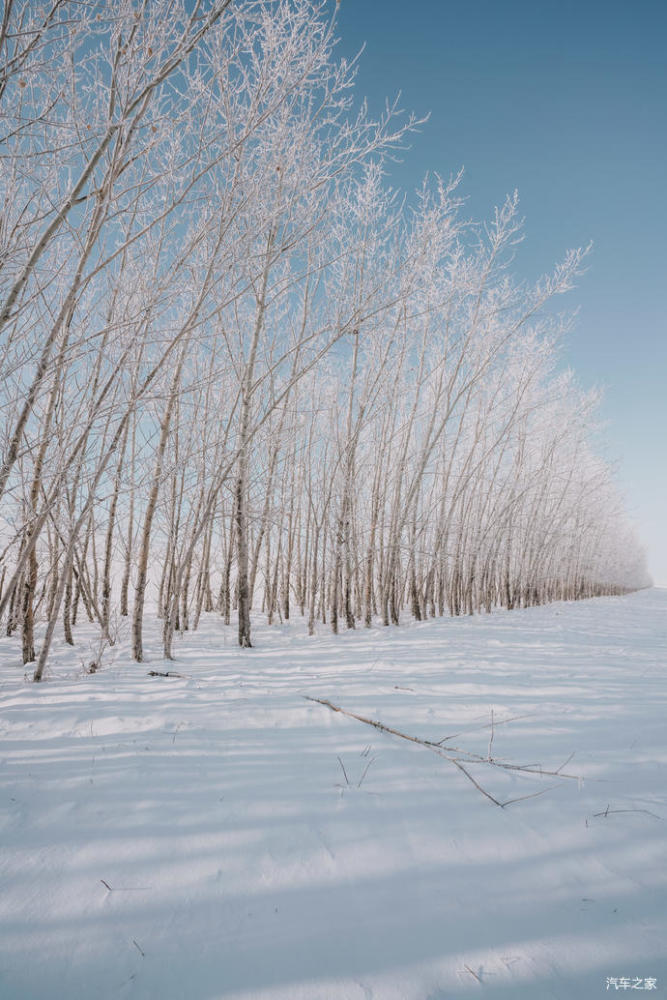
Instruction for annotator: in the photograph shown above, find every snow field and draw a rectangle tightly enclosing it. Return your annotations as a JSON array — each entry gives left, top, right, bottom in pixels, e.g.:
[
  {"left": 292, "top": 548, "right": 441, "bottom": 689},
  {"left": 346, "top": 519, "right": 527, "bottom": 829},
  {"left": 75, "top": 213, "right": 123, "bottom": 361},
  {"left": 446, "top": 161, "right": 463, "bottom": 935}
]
[{"left": 1, "top": 589, "right": 666, "bottom": 999}]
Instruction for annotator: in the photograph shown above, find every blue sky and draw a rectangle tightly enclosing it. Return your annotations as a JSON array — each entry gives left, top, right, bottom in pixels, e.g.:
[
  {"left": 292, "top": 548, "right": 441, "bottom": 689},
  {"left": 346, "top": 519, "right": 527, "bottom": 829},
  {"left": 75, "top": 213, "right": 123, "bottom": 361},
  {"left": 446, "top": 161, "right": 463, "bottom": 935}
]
[{"left": 337, "top": 0, "right": 667, "bottom": 585}]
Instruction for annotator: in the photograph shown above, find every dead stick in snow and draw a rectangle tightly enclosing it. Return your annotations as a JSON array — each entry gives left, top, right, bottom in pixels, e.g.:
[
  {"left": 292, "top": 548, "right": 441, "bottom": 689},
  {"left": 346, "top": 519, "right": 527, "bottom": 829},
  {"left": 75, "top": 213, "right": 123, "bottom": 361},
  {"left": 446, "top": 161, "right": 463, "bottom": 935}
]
[
  {"left": 593, "top": 807, "right": 662, "bottom": 820},
  {"left": 100, "top": 879, "right": 151, "bottom": 892},
  {"left": 304, "top": 696, "right": 581, "bottom": 808},
  {"left": 336, "top": 755, "right": 350, "bottom": 786},
  {"left": 357, "top": 757, "right": 376, "bottom": 788}
]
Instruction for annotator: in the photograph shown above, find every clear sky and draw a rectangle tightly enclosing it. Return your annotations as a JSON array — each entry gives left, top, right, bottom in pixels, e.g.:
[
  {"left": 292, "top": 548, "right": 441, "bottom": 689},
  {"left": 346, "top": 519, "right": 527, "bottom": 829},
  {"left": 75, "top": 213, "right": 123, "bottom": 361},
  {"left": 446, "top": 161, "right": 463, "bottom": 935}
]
[{"left": 336, "top": 0, "right": 667, "bottom": 586}]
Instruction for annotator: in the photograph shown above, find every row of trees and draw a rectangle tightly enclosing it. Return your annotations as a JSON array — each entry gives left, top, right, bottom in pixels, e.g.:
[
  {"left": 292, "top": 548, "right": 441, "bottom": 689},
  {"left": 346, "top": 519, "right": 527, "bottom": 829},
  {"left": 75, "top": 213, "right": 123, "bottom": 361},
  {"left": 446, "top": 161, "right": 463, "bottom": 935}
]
[{"left": 0, "top": 0, "right": 649, "bottom": 680}]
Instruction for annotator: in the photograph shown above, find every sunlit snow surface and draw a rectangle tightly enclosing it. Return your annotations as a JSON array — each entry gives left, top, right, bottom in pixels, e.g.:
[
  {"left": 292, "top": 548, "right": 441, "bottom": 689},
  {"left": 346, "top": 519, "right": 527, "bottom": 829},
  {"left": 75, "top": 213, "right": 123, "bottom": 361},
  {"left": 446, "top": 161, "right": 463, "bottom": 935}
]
[{"left": 1, "top": 590, "right": 666, "bottom": 999}]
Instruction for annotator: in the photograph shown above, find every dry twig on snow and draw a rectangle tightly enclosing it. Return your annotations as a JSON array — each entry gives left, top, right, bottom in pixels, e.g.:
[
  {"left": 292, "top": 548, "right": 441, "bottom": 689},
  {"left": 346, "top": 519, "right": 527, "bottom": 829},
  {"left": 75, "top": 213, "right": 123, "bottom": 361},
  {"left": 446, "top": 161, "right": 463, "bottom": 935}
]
[{"left": 305, "top": 695, "right": 581, "bottom": 808}]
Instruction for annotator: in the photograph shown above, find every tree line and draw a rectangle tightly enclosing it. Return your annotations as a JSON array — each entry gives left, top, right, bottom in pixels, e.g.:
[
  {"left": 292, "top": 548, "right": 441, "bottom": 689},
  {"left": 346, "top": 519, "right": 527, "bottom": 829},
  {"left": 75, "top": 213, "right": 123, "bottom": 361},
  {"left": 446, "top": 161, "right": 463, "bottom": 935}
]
[{"left": 0, "top": 0, "right": 649, "bottom": 680}]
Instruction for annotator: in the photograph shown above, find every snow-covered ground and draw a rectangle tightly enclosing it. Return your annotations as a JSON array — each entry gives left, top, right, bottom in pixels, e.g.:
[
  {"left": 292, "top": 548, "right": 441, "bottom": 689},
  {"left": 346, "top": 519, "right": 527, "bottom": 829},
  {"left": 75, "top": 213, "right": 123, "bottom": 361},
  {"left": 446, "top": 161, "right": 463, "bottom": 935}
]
[{"left": 1, "top": 589, "right": 665, "bottom": 999}]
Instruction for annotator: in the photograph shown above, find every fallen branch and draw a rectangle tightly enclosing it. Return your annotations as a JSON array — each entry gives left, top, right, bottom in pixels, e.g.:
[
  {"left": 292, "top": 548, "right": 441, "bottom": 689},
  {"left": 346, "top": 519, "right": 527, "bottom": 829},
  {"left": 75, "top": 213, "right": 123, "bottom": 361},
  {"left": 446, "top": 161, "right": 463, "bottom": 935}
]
[
  {"left": 147, "top": 670, "right": 184, "bottom": 678},
  {"left": 305, "top": 695, "right": 581, "bottom": 809}
]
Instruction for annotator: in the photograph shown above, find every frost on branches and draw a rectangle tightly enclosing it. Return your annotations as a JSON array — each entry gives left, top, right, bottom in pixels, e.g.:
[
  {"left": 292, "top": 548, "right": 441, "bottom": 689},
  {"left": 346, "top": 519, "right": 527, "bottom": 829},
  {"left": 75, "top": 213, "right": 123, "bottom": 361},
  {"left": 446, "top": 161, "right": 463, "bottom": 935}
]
[{"left": 0, "top": 0, "right": 650, "bottom": 678}]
